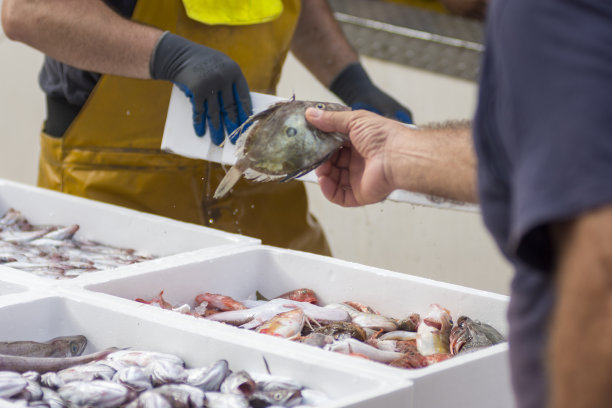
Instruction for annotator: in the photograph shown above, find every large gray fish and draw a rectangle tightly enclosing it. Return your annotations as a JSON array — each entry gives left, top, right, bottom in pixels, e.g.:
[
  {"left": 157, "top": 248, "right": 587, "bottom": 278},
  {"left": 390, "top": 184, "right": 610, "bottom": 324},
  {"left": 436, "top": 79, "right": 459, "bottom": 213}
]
[
  {"left": 213, "top": 99, "right": 350, "bottom": 199},
  {"left": 449, "top": 316, "right": 505, "bottom": 355},
  {"left": 0, "top": 348, "right": 118, "bottom": 374},
  {"left": 0, "top": 335, "right": 87, "bottom": 358}
]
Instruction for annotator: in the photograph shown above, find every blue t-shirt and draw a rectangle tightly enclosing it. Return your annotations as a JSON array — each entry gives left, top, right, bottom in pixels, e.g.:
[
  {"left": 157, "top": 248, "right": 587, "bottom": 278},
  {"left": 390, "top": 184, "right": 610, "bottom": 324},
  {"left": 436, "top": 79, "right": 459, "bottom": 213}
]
[
  {"left": 39, "top": 0, "right": 137, "bottom": 106},
  {"left": 474, "top": 0, "right": 612, "bottom": 407}
]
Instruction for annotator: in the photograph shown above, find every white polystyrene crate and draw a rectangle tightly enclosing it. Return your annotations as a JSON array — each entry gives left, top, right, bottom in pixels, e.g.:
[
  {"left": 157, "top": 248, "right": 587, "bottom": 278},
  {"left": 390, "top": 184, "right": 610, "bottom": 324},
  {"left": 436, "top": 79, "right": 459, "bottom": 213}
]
[
  {"left": 0, "top": 179, "right": 259, "bottom": 281},
  {"left": 80, "top": 245, "right": 515, "bottom": 408},
  {"left": 0, "top": 279, "right": 27, "bottom": 296},
  {"left": 0, "top": 292, "right": 413, "bottom": 408}
]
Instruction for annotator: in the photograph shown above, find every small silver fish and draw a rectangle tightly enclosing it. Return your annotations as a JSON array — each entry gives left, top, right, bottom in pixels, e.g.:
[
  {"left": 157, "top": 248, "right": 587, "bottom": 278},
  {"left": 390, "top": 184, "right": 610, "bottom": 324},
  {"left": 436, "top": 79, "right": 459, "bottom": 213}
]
[
  {"left": 203, "top": 392, "right": 249, "bottom": 408},
  {"left": 249, "top": 386, "right": 303, "bottom": 408},
  {"left": 41, "top": 386, "right": 67, "bottom": 408},
  {"left": 0, "top": 371, "right": 27, "bottom": 399},
  {"left": 124, "top": 390, "right": 171, "bottom": 408},
  {"left": 152, "top": 384, "right": 205, "bottom": 408},
  {"left": 185, "top": 360, "right": 229, "bottom": 392},
  {"left": 57, "top": 380, "right": 129, "bottom": 408},
  {"left": 213, "top": 99, "right": 350, "bottom": 199},
  {"left": 0, "top": 335, "right": 87, "bottom": 358},
  {"left": 146, "top": 359, "right": 187, "bottom": 386},
  {"left": 220, "top": 371, "right": 256, "bottom": 398},
  {"left": 112, "top": 366, "right": 152, "bottom": 392}
]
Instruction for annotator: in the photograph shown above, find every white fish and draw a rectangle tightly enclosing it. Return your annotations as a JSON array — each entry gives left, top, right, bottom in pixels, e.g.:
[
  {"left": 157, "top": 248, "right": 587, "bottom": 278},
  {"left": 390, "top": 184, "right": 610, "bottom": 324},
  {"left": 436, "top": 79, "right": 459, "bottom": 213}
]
[
  {"left": 0, "top": 371, "right": 27, "bottom": 398},
  {"left": 203, "top": 392, "right": 249, "bottom": 408},
  {"left": 58, "top": 380, "right": 129, "bottom": 408},
  {"left": 325, "top": 338, "right": 403, "bottom": 363}
]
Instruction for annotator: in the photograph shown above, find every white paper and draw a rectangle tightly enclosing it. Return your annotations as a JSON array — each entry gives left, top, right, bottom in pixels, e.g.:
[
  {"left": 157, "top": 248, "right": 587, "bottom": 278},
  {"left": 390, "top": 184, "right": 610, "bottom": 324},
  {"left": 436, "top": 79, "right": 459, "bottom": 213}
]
[{"left": 161, "top": 85, "right": 477, "bottom": 211}]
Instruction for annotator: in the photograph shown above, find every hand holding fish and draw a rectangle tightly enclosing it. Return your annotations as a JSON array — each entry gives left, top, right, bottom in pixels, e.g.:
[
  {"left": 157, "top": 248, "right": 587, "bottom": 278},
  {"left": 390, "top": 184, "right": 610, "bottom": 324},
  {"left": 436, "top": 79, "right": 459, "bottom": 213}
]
[
  {"left": 306, "top": 108, "right": 406, "bottom": 207},
  {"left": 307, "top": 108, "right": 479, "bottom": 206}
]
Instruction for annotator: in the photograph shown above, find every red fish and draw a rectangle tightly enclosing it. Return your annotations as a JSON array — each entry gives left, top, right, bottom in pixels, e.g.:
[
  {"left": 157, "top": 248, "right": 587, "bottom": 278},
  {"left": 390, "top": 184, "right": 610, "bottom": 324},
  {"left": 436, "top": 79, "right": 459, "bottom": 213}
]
[
  {"left": 135, "top": 290, "right": 172, "bottom": 310},
  {"left": 276, "top": 288, "right": 318, "bottom": 304},
  {"left": 195, "top": 293, "right": 246, "bottom": 311}
]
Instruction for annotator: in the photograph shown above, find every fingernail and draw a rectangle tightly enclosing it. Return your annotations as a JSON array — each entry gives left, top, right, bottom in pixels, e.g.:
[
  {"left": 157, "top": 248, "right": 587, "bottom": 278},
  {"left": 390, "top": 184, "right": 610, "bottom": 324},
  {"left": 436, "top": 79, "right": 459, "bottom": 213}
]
[{"left": 307, "top": 108, "right": 322, "bottom": 118}]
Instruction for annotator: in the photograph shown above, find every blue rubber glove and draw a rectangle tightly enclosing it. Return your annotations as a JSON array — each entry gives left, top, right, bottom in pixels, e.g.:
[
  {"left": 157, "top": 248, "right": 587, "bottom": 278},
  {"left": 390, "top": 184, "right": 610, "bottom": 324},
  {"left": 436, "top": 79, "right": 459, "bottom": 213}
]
[
  {"left": 330, "top": 62, "right": 413, "bottom": 124},
  {"left": 150, "top": 32, "right": 252, "bottom": 145}
]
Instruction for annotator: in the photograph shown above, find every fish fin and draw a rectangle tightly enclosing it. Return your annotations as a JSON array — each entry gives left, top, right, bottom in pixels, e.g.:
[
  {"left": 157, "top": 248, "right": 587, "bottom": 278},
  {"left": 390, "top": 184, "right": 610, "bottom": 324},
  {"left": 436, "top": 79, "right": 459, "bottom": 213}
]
[
  {"left": 244, "top": 169, "right": 283, "bottom": 182},
  {"left": 213, "top": 165, "right": 245, "bottom": 199}
]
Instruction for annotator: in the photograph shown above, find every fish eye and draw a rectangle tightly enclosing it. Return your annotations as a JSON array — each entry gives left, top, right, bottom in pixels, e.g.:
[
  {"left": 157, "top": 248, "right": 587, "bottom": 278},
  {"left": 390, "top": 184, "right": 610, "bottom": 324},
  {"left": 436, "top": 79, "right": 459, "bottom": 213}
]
[
  {"left": 70, "top": 342, "right": 78, "bottom": 354},
  {"left": 316, "top": 103, "right": 325, "bottom": 109},
  {"left": 286, "top": 127, "right": 297, "bottom": 137},
  {"left": 274, "top": 392, "right": 283, "bottom": 401}
]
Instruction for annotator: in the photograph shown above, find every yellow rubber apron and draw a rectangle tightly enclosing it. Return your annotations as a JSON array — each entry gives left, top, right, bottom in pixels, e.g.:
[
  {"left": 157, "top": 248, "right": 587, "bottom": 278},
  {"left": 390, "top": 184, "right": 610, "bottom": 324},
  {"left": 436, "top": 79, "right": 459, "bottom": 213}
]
[{"left": 37, "top": 0, "right": 331, "bottom": 255}]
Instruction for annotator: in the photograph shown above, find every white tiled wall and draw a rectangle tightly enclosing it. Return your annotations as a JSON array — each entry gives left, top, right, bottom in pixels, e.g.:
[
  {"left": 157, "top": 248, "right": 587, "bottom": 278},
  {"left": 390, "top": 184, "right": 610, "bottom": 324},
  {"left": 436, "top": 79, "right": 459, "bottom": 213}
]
[{"left": 0, "top": 9, "right": 512, "bottom": 294}]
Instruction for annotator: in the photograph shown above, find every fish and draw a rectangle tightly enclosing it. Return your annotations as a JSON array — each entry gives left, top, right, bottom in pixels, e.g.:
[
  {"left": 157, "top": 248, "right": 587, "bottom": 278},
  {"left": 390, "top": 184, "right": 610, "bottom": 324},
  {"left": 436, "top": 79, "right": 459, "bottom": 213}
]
[
  {"left": 185, "top": 360, "right": 230, "bottom": 392},
  {"left": 57, "top": 380, "right": 129, "bottom": 408},
  {"left": 256, "top": 308, "right": 305, "bottom": 339},
  {"left": 325, "top": 338, "right": 403, "bottom": 363},
  {"left": 275, "top": 288, "right": 318, "bottom": 304},
  {"left": 310, "top": 321, "right": 367, "bottom": 342},
  {"left": 135, "top": 291, "right": 173, "bottom": 310},
  {"left": 112, "top": 366, "right": 152, "bottom": 393},
  {"left": 206, "top": 298, "right": 348, "bottom": 330},
  {"left": 194, "top": 293, "right": 246, "bottom": 312},
  {"left": 0, "top": 348, "right": 118, "bottom": 374},
  {"left": 151, "top": 384, "right": 205, "bottom": 408},
  {"left": 146, "top": 359, "right": 187, "bottom": 386},
  {"left": 220, "top": 371, "right": 256, "bottom": 398},
  {"left": 204, "top": 392, "right": 249, "bottom": 408},
  {"left": 416, "top": 304, "right": 453, "bottom": 356},
  {"left": 350, "top": 312, "right": 398, "bottom": 332},
  {"left": 124, "top": 390, "right": 171, "bottom": 408},
  {"left": 249, "top": 387, "right": 303, "bottom": 408},
  {"left": 449, "top": 316, "right": 505, "bottom": 355},
  {"left": 379, "top": 330, "right": 418, "bottom": 341},
  {"left": 397, "top": 313, "right": 421, "bottom": 332},
  {"left": 0, "top": 371, "right": 28, "bottom": 399},
  {"left": 0, "top": 335, "right": 87, "bottom": 358},
  {"left": 213, "top": 99, "right": 350, "bottom": 199},
  {"left": 105, "top": 350, "right": 184, "bottom": 370},
  {"left": 41, "top": 386, "right": 66, "bottom": 408}
]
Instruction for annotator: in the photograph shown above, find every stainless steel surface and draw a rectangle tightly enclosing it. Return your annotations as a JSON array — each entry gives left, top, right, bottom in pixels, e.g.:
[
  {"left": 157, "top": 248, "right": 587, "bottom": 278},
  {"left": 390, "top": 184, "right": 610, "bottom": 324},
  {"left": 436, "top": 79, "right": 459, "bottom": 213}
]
[{"left": 329, "top": 0, "right": 484, "bottom": 81}]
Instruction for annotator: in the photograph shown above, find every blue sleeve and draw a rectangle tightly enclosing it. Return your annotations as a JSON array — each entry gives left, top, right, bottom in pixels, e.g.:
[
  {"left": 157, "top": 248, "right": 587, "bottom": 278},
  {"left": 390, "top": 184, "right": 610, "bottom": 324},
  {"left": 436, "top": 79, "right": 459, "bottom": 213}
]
[{"left": 497, "top": 0, "right": 612, "bottom": 267}]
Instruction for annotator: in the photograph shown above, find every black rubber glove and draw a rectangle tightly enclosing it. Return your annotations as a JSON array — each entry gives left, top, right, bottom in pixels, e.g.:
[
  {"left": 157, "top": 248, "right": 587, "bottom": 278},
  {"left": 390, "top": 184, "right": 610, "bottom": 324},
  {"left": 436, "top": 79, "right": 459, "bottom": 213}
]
[
  {"left": 330, "top": 62, "right": 413, "bottom": 124},
  {"left": 150, "top": 32, "right": 252, "bottom": 145}
]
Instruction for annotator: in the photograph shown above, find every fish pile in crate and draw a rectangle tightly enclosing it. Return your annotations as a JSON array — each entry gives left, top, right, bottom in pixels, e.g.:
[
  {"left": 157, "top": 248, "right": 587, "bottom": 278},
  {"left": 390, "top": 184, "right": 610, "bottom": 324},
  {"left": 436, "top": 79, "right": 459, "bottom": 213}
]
[
  {"left": 136, "top": 288, "right": 506, "bottom": 369},
  {"left": 0, "top": 209, "right": 154, "bottom": 279},
  {"left": 0, "top": 335, "right": 328, "bottom": 407}
]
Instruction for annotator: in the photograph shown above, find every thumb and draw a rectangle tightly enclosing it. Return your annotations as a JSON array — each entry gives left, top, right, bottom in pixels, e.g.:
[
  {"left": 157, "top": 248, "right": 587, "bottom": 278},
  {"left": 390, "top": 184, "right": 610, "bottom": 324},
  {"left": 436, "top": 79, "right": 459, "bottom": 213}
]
[{"left": 305, "top": 107, "right": 352, "bottom": 134}]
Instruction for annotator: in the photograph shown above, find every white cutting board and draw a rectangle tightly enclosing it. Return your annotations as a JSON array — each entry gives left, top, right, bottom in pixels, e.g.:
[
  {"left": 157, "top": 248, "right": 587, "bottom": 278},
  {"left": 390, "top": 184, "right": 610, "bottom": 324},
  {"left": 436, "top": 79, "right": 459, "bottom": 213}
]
[{"left": 161, "top": 85, "right": 477, "bottom": 211}]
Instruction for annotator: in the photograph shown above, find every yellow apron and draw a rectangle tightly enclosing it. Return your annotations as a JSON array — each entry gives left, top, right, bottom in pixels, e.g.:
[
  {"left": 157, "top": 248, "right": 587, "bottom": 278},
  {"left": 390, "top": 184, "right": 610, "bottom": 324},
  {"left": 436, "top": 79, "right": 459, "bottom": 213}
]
[{"left": 37, "top": 0, "right": 331, "bottom": 255}]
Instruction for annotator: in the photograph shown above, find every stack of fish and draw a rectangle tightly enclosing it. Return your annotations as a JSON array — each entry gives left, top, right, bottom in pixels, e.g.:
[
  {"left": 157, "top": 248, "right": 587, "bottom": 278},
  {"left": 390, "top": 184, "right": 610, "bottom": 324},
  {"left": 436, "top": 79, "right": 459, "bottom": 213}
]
[
  {"left": 0, "top": 335, "right": 329, "bottom": 407},
  {"left": 0, "top": 209, "right": 155, "bottom": 279},
  {"left": 136, "top": 288, "right": 506, "bottom": 369}
]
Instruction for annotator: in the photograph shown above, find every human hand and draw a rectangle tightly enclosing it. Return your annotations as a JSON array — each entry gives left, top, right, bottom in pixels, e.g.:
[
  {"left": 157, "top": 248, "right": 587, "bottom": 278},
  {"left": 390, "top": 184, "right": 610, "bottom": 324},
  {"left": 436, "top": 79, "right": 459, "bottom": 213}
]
[
  {"left": 150, "top": 32, "right": 252, "bottom": 145},
  {"left": 330, "top": 63, "right": 413, "bottom": 124},
  {"left": 306, "top": 108, "right": 406, "bottom": 207}
]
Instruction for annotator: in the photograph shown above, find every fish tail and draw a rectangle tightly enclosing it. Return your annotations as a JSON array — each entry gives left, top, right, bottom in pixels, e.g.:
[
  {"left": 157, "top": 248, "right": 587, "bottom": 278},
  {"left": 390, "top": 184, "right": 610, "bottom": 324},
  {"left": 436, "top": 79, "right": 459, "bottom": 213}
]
[{"left": 213, "top": 166, "right": 245, "bottom": 199}]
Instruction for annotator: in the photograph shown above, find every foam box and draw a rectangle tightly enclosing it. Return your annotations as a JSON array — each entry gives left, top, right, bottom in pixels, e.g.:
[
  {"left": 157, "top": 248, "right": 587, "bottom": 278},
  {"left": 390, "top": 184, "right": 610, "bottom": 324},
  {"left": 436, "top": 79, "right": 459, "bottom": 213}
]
[
  {"left": 78, "top": 245, "right": 515, "bottom": 408},
  {"left": 0, "top": 291, "right": 412, "bottom": 408},
  {"left": 0, "top": 179, "right": 258, "bottom": 281}
]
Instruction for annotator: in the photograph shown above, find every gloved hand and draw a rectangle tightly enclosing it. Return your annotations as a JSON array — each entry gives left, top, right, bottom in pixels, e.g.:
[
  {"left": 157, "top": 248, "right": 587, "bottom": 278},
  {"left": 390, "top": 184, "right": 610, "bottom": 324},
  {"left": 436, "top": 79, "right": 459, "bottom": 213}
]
[
  {"left": 330, "top": 62, "right": 413, "bottom": 124},
  {"left": 150, "top": 32, "right": 252, "bottom": 145}
]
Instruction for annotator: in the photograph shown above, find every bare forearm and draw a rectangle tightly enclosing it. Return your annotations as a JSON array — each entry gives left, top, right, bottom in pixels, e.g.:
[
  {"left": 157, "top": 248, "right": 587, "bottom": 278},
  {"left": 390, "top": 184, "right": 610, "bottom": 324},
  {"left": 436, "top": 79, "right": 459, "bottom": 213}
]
[
  {"left": 290, "top": 0, "right": 358, "bottom": 87},
  {"left": 387, "top": 122, "right": 477, "bottom": 203},
  {"left": 1, "top": 0, "right": 161, "bottom": 78},
  {"left": 549, "top": 207, "right": 612, "bottom": 408}
]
